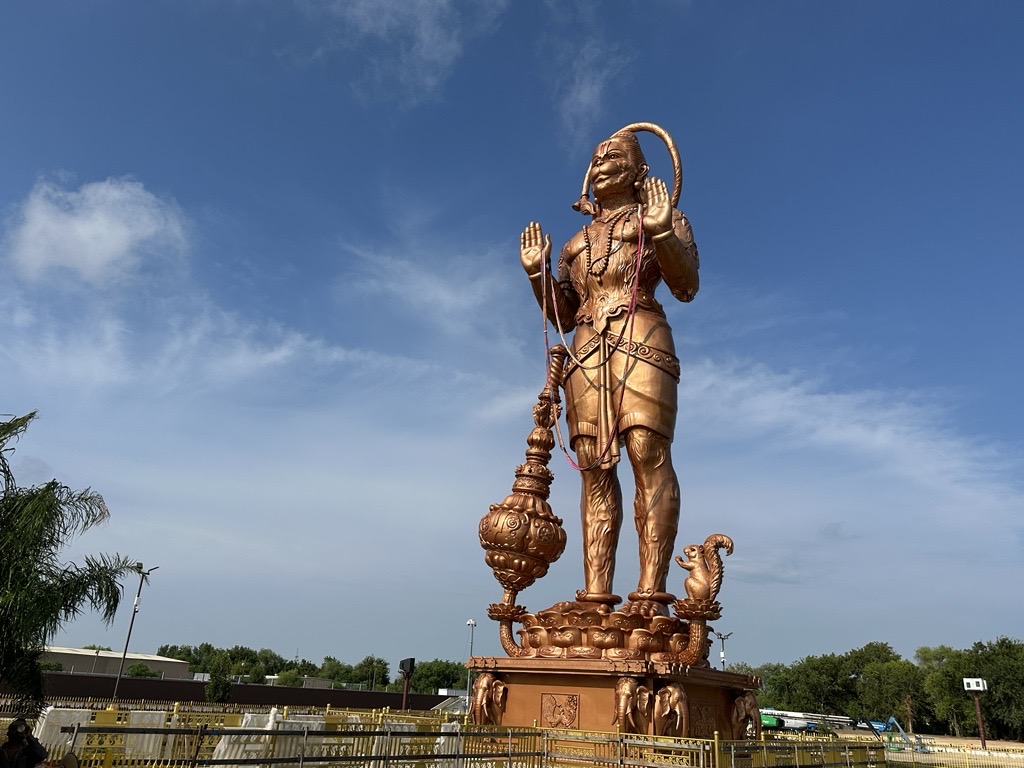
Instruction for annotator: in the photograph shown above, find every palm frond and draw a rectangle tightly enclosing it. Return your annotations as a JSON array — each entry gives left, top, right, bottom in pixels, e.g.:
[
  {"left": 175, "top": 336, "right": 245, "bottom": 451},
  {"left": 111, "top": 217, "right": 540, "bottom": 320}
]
[{"left": 0, "top": 411, "right": 134, "bottom": 714}]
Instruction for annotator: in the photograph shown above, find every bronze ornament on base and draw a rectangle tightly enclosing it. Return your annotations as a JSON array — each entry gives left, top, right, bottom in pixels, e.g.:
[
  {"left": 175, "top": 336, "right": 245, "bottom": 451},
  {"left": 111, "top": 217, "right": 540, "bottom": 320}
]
[{"left": 473, "top": 122, "right": 759, "bottom": 736}]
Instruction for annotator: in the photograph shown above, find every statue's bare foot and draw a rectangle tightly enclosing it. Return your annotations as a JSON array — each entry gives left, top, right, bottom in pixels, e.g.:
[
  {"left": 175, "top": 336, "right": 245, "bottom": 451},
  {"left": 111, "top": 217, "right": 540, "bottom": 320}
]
[
  {"left": 575, "top": 590, "right": 621, "bottom": 611},
  {"left": 621, "top": 599, "right": 669, "bottom": 618}
]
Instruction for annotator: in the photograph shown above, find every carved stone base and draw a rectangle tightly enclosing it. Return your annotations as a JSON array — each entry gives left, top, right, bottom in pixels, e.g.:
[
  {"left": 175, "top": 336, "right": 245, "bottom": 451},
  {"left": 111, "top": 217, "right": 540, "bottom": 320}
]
[{"left": 468, "top": 656, "right": 759, "bottom": 737}]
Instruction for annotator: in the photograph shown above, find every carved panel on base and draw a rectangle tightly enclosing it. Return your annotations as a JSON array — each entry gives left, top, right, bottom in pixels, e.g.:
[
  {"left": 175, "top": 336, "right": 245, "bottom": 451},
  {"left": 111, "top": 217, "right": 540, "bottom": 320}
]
[
  {"left": 541, "top": 693, "right": 580, "bottom": 728},
  {"left": 690, "top": 702, "right": 718, "bottom": 740}
]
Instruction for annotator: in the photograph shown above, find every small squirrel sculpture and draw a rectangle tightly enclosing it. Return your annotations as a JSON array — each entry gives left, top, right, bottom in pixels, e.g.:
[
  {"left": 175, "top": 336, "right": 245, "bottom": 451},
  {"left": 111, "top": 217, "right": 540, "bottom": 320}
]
[{"left": 675, "top": 533, "right": 734, "bottom": 602}]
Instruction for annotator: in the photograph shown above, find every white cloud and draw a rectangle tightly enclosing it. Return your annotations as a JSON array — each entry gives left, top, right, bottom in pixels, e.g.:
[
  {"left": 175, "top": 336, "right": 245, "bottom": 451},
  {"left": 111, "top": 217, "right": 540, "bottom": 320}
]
[
  {"left": 5, "top": 174, "right": 1018, "bottom": 665},
  {"left": 301, "top": 0, "right": 508, "bottom": 106},
  {"left": 339, "top": 244, "right": 504, "bottom": 335},
  {"left": 682, "top": 358, "right": 1018, "bottom": 507},
  {"left": 3, "top": 177, "right": 188, "bottom": 286},
  {"left": 550, "top": 35, "right": 632, "bottom": 149}
]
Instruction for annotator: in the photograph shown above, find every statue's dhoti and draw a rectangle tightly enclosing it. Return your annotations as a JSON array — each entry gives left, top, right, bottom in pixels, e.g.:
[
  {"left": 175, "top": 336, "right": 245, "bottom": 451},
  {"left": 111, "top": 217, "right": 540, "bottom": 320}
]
[{"left": 563, "top": 310, "right": 680, "bottom": 469}]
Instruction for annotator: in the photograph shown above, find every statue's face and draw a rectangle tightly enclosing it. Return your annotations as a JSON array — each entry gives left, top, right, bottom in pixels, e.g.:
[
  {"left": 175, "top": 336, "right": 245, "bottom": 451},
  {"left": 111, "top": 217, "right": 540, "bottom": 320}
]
[{"left": 589, "top": 136, "right": 638, "bottom": 200}]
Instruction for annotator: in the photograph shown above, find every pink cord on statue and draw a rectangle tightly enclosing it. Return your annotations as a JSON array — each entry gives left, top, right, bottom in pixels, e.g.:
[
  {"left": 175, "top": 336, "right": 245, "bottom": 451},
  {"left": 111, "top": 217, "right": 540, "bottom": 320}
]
[{"left": 544, "top": 208, "right": 647, "bottom": 472}]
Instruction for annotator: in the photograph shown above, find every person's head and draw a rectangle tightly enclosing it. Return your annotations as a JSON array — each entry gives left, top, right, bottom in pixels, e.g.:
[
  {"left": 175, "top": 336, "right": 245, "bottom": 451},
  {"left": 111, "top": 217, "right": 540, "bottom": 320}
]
[
  {"left": 588, "top": 131, "right": 649, "bottom": 203},
  {"left": 7, "top": 719, "right": 28, "bottom": 742}
]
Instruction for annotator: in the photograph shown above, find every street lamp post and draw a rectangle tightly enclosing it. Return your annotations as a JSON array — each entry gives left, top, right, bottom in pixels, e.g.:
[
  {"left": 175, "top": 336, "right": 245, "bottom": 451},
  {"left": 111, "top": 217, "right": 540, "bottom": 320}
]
[
  {"left": 466, "top": 619, "right": 477, "bottom": 713},
  {"left": 113, "top": 562, "right": 158, "bottom": 700},
  {"left": 713, "top": 630, "right": 733, "bottom": 671},
  {"left": 964, "top": 678, "right": 988, "bottom": 750}
]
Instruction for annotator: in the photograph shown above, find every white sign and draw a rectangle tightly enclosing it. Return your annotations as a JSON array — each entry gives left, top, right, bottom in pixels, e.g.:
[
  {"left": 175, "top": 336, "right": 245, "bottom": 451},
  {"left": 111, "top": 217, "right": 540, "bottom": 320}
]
[{"left": 963, "top": 678, "right": 988, "bottom": 691}]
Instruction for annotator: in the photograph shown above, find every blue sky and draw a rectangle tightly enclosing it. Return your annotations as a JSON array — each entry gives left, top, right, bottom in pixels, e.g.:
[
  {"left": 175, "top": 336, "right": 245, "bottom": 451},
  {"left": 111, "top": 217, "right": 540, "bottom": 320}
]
[{"left": 2, "top": 1, "right": 1022, "bottom": 674}]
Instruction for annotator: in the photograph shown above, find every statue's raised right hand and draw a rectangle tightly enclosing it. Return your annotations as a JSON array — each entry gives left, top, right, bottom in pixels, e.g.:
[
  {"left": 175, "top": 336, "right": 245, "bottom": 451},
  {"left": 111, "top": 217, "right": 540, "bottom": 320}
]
[{"left": 520, "top": 221, "right": 551, "bottom": 277}]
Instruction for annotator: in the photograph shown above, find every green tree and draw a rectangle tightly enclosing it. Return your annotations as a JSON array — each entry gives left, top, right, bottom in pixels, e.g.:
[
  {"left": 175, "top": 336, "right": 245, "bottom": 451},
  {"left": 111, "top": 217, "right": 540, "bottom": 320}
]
[
  {"left": 83, "top": 644, "right": 113, "bottom": 651},
  {"left": 856, "top": 659, "right": 925, "bottom": 731},
  {"left": 785, "top": 653, "right": 849, "bottom": 714},
  {"left": 256, "top": 648, "right": 287, "bottom": 675},
  {"left": 352, "top": 655, "right": 390, "bottom": 690},
  {"left": 226, "top": 645, "right": 259, "bottom": 666},
  {"left": 845, "top": 642, "right": 901, "bottom": 674},
  {"left": 205, "top": 655, "right": 233, "bottom": 702},
  {"left": 320, "top": 656, "right": 354, "bottom": 685},
  {"left": 918, "top": 645, "right": 975, "bottom": 736},
  {"left": 126, "top": 662, "right": 160, "bottom": 678},
  {"left": 276, "top": 668, "right": 303, "bottom": 687},
  {"left": 971, "top": 637, "right": 1024, "bottom": 740},
  {"left": 747, "top": 662, "right": 790, "bottom": 709},
  {"left": 0, "top": 412, "right": 138, "bottom": 714},
  {"left": 409, "top": 659, "right": 467, "bottom": 694},
  {"left": 195, "top": 643, "right": 225, "bottom": 673},
  {"left": 246, "top": 662, "right": 267, "bottom": 685},
  {"left": 158, "top": 644, "right": 201, "bottom": 667}
]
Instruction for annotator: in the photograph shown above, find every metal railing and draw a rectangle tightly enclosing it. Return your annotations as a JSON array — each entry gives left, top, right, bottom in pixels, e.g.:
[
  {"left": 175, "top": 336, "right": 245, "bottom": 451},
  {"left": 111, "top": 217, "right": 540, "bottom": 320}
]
[
  {"left": 26, "top": 703, "right": 1024, "bottom": 768},
  {"left": 53, "top": 723, "right": 543, "bottom": 768},
  {"left": 718, "top": 740, "right": 887, "bottom": 768}
]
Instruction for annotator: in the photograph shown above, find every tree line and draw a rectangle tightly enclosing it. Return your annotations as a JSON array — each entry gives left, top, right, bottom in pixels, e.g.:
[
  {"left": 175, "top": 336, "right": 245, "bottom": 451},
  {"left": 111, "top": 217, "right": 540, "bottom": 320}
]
[
  {"left": 730, "top": 638, "right": 1024, "bottom": 740},
  {"left": 155, "top": 643, "right": 469, "bottom": 701}
]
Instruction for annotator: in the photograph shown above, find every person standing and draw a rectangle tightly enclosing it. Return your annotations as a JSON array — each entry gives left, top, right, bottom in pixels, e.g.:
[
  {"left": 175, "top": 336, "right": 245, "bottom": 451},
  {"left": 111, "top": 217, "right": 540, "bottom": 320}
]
[{"left": 1, "top": 719, "right": 47, "bottom": 768}]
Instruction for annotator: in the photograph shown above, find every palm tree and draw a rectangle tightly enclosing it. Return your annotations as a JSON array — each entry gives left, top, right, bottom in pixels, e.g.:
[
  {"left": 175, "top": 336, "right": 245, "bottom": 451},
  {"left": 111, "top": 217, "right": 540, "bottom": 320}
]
[{"left": 1, "top": 411, "right": 139, "bottom": 713}]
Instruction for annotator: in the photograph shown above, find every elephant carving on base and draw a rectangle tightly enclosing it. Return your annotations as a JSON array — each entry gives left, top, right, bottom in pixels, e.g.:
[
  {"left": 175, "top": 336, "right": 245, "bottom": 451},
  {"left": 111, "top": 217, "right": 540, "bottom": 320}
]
[
  {"left": 613, "top": 677, "right": 653, "bottom": 735},
  {"left": 730, "top": 690, "right": 761, "bottom": 740},
  {"left": 471, "top": 672, "right": 508, "bottom": 726},
  {"left": 653, "top": 683, "right": 688, "bottom": 737}
]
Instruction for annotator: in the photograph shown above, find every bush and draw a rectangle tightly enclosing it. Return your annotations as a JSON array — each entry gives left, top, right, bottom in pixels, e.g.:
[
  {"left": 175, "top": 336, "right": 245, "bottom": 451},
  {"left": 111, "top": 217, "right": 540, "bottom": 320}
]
[
  {"left": 126, "top": 662, "right": 160, "bottom": 678},
  {"left": 275, "top": 669, "right": 303, "bottom": 687}
]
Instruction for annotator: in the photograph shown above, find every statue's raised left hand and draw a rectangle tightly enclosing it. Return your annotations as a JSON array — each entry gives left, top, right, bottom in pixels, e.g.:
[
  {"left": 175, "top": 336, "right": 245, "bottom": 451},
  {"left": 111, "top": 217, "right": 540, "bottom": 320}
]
[{"left": 641, "top": 177, "right": 674, "bottom": 240}]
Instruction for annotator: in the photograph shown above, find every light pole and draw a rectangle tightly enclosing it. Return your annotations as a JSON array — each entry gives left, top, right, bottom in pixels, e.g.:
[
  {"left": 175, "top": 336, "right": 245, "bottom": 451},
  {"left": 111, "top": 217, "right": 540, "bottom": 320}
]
[
  {"left": 714, "top": 630, "right": 733, "bottom": 671},
  {"left": 964, "top": 678, "right": 988, "bottom": 749},
  {"left": 113, "top": 562, "right": 158, "bottom": 700},
  {"left": 466, "top": 619, "right": 477, "bottom": 712}
]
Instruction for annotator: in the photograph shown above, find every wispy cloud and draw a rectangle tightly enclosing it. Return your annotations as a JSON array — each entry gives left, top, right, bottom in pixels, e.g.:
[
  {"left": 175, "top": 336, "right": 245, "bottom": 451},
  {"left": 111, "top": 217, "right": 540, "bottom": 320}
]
[
  {"left": 2, "top": 176, "right": 188, "bottom": 286},
  {"left": 0, "top": 179, "right": 463, "bottom": 405},
  {"left": 682, "top": 358, "right": 1019, "bottom": 505},
  {"left": 338, "top": 243, "right": 505, "bottom": 336},
  {"left": 299, "top": 0, "right": 508, "bottom": 106},
  {"left": 5, "top": 171, "right": 1020, "bottom": 665},
  {"left": 554, "top": 36, "right": 631, "bottom": 148}
]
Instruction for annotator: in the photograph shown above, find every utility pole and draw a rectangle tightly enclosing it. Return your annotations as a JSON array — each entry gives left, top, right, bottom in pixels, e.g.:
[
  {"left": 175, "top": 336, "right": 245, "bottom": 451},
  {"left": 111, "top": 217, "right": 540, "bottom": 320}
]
[
  {"left": 713, "top": 630, "right": 733, "bottom": 671},
  {"left": 964, "top": 678, "right": 988, "bottom": 749},
  {"left": 466, "top": 619, "right": 477, "bottom": 712},
  {"left": 113, "top": 563, "right": 158, "bottom": 700}
]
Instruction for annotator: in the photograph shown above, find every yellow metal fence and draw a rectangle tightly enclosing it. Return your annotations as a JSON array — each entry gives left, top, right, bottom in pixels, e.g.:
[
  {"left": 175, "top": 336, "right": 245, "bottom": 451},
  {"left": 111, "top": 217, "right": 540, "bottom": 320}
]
[
  {"left": 719, "top": 741, "right": 887, "bottom": 768},
  {"left": 19, "top": 704, "right": 1024, "bottom": 768},
  {"left": 883, "top": 747, "right": 1024, "bottom": 768}
]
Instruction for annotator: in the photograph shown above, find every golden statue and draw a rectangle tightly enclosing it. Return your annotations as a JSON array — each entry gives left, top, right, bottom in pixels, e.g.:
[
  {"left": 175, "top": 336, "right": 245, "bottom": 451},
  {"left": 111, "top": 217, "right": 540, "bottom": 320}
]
[
  {"left": 473, "top": 124, "right": 758, "bottom": 736},
  {"left": 519, "top": 123, "right": 699, "bottom": 615}
]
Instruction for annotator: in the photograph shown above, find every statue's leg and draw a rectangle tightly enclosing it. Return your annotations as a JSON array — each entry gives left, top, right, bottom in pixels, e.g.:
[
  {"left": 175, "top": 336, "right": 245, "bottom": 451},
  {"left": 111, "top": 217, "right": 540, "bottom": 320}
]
[
  {"left": 624, "top": 427, "right": 680, "bottom": 596},
  {"left": 575, "top": 435, "right": 623, "bottom": 602}
]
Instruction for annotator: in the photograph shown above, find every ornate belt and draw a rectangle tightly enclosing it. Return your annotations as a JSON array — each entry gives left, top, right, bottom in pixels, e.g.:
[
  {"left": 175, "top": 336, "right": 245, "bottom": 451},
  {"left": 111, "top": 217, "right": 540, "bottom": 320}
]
[{"left": 564, "top": 333, "right": 681, "bottom": 382}]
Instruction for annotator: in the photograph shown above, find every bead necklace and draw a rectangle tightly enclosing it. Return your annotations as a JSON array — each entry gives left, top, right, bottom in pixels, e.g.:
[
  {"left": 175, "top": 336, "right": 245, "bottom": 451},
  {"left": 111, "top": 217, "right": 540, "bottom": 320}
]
[{"left": 583, "top": 207, "right": 631, "bottom": 276}]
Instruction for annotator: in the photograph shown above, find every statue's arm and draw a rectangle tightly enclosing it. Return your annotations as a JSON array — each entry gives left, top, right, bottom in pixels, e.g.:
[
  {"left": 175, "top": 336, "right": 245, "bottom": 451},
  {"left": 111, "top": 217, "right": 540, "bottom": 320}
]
[
  {"left": 653, "top": 209, "right": 700, "bottom": 303},
  {"left": 642, "top": 177, "right": 699, "bottom": 303},
  {"left": 521, "top": 222, "right": 579, "bottom": 328},
  {"left": 528, "top": 257, "right": 579, "bottom": 329}
]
